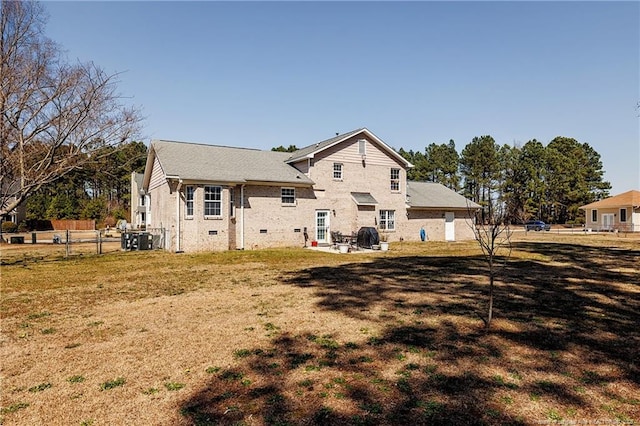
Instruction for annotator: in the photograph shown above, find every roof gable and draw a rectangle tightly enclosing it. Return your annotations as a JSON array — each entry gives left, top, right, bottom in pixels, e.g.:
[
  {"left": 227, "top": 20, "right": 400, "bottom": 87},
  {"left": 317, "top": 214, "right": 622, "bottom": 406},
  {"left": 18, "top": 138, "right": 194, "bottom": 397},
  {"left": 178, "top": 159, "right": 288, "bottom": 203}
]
[
  {"left": 407, "top": 181, "right": 480, "bottom": 210},
  {"left": 580, "top": 190, "right": 640, "bottom": 209},
  {"left": 144, "top": 140, "right": 314, "bottom": 188},
  {"left": 287, "top": 128, "right": 413, "bottom": 168}
]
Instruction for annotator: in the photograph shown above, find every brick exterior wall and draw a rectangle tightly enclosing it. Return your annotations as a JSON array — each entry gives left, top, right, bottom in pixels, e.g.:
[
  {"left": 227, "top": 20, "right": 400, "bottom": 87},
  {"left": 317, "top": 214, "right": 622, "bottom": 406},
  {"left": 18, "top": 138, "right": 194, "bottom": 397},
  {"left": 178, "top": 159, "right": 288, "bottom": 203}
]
[{"left": 147, "top": 134, "right": 479, "bottom": 252}]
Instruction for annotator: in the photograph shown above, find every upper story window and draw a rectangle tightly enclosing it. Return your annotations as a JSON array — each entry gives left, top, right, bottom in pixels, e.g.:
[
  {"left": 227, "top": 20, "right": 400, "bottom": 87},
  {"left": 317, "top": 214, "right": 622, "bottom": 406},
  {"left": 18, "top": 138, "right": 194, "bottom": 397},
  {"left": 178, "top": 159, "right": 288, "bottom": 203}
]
[
  {"left": 620, "top": 208, "right": 627, "bottom": 222},
  {"left": 379, "top": 210, "right": 395, "bottom": 231},
  {"left": 591, "top": 209, "right": 597, "bottom": 222},
  {"left": 390, "top": 168, "right": 400, "bottom": 191},
  {"left": 358, "top": 139, "right": 366, "bottom": 156},
  {"left": 204, "top": 185, "right": 222, "bottom": 217},
  {"left": 185, "top": 186, "right": 195, "bottom": 218},
  {"left": 333, "top": 163, "right": 343, "bottom": 180},
  {"left": 281, "top": 187, "right": 296, "bottom": 205},
  {"left": 140, "top": 195, "right": 145, "bottom": 206}
]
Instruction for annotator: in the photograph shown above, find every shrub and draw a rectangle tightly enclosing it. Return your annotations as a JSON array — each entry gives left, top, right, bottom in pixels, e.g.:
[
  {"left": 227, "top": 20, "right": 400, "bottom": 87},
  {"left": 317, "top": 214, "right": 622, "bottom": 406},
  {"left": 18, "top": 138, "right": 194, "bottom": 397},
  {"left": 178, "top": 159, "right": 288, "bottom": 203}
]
[
  {"left": 81, "top": 197, "right": 106, "bottom": 221},
  {"left": 111, "top": 208, "right": 127, "bottom": 221},
  {"left": 18, "top": 221, "right": 30, "bottom": 232},
  {"left": 2, "top": 221, "right": 18, "bottom": 233},
  {"left": 103, "top": 216, "right": 117, "bottom": 228}
]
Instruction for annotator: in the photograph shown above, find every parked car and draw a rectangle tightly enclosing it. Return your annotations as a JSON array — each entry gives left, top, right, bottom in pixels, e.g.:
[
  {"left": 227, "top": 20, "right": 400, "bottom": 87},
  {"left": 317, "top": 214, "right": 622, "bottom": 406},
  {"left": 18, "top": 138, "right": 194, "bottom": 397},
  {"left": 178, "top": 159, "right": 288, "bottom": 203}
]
[{"left": 525, "top": 220, "right": 551, "bottom": 231}]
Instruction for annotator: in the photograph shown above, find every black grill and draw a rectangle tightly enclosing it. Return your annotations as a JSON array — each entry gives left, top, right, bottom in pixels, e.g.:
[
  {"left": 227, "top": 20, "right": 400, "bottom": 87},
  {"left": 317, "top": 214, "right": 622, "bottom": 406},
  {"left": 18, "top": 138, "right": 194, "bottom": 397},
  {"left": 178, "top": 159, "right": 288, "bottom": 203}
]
[{"left": 357, "top": 227, "right": 379, "bottom": 248}]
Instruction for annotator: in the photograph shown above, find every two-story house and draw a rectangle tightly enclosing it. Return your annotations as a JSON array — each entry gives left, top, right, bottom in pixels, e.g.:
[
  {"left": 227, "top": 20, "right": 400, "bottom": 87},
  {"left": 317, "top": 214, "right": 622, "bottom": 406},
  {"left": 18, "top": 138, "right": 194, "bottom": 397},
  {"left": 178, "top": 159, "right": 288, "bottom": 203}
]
[{"left": 142, "top": 128, "right": 479, "bottom": 252}]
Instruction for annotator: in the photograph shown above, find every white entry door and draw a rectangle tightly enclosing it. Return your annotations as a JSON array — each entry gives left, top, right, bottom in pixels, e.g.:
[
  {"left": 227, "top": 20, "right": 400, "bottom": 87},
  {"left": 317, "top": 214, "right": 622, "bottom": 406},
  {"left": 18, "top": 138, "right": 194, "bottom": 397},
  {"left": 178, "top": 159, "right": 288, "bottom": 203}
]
[
  {"left": 445, "top": 212, "right": 455, "bottom": 241},
  {"left": 316, "top": 210, "right": 330, "bottom": 243},
  {"left": 602, "top": 213, "right": 614, "bottom": 231}
]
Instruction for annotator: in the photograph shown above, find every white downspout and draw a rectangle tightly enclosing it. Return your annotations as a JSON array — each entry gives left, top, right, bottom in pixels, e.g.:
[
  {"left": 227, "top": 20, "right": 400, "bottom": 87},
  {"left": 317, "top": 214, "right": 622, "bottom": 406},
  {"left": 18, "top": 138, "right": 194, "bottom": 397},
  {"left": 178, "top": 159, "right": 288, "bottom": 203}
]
[
  {"left": 175, "top": 179, "right": 182, "bottom": 252},
  {"left": 240, "top": 184, "right": 245, "bottom": 250}
]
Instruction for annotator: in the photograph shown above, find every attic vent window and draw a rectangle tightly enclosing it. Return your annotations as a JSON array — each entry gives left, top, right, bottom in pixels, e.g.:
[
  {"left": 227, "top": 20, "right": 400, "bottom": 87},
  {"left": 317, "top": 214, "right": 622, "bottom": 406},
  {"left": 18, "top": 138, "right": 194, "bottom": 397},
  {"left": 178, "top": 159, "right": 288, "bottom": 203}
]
[
  {"left": 260, "top": 229, "right": 268, "bottom": 234},
  {"left": 358, "top": 139, "right": 366, "bottom": 156}
]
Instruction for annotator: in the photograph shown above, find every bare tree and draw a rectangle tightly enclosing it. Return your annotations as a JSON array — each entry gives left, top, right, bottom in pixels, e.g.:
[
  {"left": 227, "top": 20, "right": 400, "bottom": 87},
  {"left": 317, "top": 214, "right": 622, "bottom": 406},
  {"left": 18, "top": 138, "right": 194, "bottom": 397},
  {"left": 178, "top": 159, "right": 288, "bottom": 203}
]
[
  {"left": 468, "top": 201, "right": 513, "bottom": 329},
  {"left": 1, "top": 0, "right": 142, "bottom": 217}
]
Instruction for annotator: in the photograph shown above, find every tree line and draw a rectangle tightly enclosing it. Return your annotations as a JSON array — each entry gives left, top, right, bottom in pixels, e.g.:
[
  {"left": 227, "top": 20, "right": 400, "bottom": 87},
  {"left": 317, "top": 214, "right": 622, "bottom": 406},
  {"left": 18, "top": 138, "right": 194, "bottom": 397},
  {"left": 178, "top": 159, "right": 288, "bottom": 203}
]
[
  {"left": 23, "top": 142, "right": 147, "bottom": 227},
  {"left": 398, "top": 135, "right": 610, "bottom": 224}
]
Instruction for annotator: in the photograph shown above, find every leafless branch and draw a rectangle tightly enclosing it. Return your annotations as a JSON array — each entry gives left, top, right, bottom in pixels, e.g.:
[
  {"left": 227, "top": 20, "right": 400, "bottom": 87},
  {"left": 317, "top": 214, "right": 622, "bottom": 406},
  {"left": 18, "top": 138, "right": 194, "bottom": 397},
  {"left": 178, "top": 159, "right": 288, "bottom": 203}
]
[{"left": 1, "top": 0, "right": 143, "bottom": 216}]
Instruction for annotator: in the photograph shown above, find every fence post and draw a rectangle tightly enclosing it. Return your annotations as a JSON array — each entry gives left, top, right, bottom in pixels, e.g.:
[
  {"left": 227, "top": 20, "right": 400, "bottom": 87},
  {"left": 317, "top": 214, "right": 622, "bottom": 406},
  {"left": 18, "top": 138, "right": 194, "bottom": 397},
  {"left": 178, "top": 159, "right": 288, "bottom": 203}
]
[
  {"left": 65, "top": 229, "right": 70, "bottom": 258},
  {"left": 98, "top": 230, "right": 103, "bottom": 254}
]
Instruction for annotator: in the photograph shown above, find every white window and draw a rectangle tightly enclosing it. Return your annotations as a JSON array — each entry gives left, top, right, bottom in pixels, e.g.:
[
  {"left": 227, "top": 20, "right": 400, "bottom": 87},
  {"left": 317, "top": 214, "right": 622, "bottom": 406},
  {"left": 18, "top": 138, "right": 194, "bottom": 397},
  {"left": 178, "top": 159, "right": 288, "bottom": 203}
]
[
  {"left": 379, "top": 210, "right": 395, "bottom": 231},
  {"left": 390, "top": 168, "right": 400, "bottom": 191},
  {"left": 333, "top": 163, "right": 343, "bottom": 180},
  {"left": 229, "top": 188, "right": 235, "bottom": 218},
  {"left": 281, "top": 187, "right": 295, "bottom": 205},
  {"left": 591, "top": 209, "right": 597, "bottom": 222},
  {"left": 204, "top": 186, "right": 222, "bottom": 217},
  {"left": 358, "top": 139, "right": 366, "bottom": 156},
  {"left": 620, "top": 208, "right": 627, "bottom": 222},
  {"left": 185, "top": 186, "right": 195, "bottom": 218}
]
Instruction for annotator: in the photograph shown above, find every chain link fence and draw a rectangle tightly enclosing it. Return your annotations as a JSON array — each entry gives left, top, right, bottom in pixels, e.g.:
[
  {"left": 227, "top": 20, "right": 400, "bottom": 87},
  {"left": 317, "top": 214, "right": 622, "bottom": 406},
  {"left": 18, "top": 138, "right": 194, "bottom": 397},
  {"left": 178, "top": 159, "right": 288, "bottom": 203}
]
[{"left": 1, "top": 228, "right": 166, "bottom": 264}]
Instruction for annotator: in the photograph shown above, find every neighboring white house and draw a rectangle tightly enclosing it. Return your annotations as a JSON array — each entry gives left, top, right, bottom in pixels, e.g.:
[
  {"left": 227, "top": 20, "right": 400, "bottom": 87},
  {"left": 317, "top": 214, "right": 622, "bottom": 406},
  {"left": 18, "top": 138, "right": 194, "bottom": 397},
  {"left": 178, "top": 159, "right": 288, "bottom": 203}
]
[
  {"left": 141, "top": 128, "right": 480, "bottom": 252},
  {"left": 580, "top": 190, "right": 640, "bottom": 232},
  {"left": 130, "top": 172, "right": 149, "bottom": 229}
]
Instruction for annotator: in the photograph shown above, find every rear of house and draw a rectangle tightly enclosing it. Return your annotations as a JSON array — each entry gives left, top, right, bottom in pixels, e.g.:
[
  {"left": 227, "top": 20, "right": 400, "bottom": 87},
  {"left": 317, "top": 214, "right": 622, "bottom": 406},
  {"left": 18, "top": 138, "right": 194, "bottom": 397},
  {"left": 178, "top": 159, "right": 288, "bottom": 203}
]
[{"left": 141, "top": 128, "right": 480, "bottom": 252}]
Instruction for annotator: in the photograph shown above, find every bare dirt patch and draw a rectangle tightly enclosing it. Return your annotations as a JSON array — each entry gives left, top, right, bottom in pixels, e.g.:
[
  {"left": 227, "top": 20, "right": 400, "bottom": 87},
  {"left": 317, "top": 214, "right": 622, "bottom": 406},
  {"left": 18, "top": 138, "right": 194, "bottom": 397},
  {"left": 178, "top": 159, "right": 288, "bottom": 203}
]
[{"left": 1, "top": 234, "right": 638, "bottom": 425}]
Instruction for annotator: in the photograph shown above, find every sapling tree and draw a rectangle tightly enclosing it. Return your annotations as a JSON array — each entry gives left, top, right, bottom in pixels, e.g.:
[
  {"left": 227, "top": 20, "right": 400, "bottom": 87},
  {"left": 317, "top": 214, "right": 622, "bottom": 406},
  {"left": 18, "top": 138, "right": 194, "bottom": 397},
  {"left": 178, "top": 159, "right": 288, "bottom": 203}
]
[{"left": 469, "top": 201, "right": 513, "bottom": 329}]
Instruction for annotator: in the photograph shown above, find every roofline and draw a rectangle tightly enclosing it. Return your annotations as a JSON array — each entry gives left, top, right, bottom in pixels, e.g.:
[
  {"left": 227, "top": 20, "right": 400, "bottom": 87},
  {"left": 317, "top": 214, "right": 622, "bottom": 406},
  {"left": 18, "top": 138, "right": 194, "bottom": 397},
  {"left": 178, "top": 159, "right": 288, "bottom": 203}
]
[
  {"left": 578, "top": 190, "right": 640, "bottom": 210},
  {"left": 580, "top": 203, "right": 640, "bottom": 210},
  {"left": 288, "top": 128, "right": 413, "bottom": 168},
  {"left": 151, "top": 139, "right": 264, "bottom": 152},
  {"left": 170, "top": 179, "right": 314, "bottom": 187},
  {"left": 406, "top": 205, "right": 481, "bottom": 211},
  {"left": 142, "top": 145, "right": 157, "bottom": 191}
]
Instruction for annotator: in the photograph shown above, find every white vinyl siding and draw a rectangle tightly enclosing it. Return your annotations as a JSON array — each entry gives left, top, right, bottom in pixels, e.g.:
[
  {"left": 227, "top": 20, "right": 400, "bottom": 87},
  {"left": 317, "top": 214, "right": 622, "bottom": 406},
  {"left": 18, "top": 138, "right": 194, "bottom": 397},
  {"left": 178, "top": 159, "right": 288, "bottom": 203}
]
[
  {"left": 148, "top": 156, "right": 166, "bottom": 191},
  {"left": 204, "top": 186, "right": 222, "bottom": 217}
]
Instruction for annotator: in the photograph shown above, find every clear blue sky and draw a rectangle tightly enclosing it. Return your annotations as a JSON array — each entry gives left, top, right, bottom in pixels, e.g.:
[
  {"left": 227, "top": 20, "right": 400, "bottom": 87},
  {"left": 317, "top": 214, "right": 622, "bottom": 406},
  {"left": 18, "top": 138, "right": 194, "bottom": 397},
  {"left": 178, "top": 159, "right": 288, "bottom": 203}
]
[{"left": 44, "top": 1, "right": 639, "bottom": 194}]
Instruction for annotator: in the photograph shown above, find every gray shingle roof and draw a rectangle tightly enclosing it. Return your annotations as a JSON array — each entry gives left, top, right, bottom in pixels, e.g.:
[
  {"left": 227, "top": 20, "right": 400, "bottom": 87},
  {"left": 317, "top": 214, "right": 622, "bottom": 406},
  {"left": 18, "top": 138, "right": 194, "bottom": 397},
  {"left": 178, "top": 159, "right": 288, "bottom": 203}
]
[
  {"left": 407, "top": 181, "right": 480, "bottom": 209},
  {"left": 151, "top": 140, "right": 314, "bottom": 185},
  {"left": 351, "top": 192, "right": 378, "bottom": 206}
]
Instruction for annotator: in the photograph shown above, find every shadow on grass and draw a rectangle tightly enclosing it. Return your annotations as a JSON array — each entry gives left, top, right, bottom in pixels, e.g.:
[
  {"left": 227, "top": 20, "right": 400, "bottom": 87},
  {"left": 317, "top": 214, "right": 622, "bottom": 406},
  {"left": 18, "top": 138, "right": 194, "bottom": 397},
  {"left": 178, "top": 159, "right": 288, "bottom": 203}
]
[{"left": 180, "top": 242, "right": 639, "bottom": 425}]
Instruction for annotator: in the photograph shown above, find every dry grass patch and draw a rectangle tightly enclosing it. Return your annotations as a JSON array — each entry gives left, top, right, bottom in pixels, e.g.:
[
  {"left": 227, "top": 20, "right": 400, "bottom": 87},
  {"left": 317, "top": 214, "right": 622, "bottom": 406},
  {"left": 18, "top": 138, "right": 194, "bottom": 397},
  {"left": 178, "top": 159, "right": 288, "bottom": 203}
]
[{"left": 1, "top": 234, "right": 638, "bottom": 424}]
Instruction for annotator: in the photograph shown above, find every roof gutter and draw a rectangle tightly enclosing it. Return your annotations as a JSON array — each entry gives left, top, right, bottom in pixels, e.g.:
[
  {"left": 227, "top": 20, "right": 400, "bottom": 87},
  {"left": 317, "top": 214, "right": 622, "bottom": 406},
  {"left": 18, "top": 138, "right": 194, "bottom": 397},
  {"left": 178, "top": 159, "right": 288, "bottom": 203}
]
[
  {"left": 240, "top": 184, "right": 245, "bottom": 250},
  {"left": 167, "top": 176, "right": 183, "bottom": 253}
]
